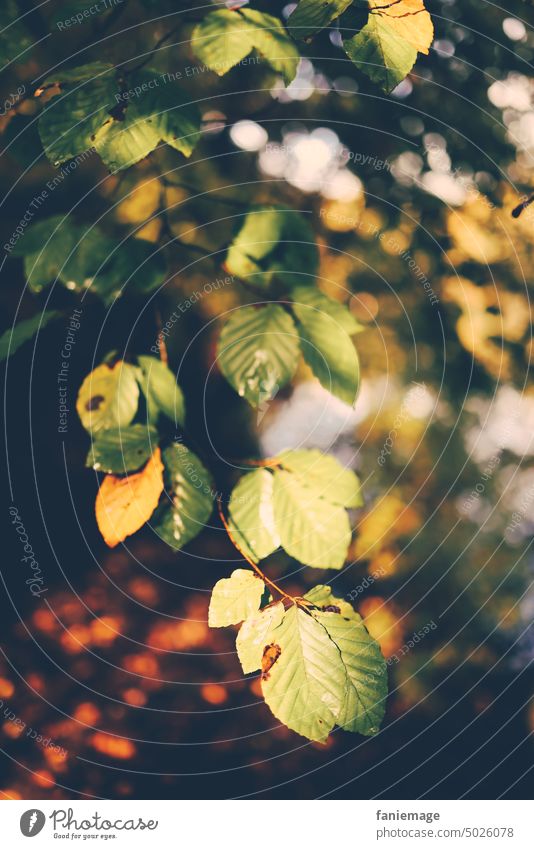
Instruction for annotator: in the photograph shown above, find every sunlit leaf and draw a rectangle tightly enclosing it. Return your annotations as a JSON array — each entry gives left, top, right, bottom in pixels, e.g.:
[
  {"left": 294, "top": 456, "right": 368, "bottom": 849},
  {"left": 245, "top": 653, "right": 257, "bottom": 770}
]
[
  {"left": 154, "top": 442, "right": 213, "bottom": 550},
  {"left": 76, "top": 361, "right": 140, "bottom": 434},
  {"left": 311, "top": 609, "right": 387, "bottom": 735},
  {"left": 191, "top": 9, "right": 299, "bottom": 85},
  {"left": 86, "top": 424, "right": 158, "bottom": 474},
  {"left": 208, "top": 568, "right": 265, "bottom": 627},
  {"left": 368, "top": 0, "right": 433, "bottom": 55},
  {"left": 95, "top": 447, "right": 164, "bottom": 547},
  {"left": 217, "top": 305, "right": 299, "bottom": 406},
  {"left": 291, "top": 296, "right": 360, "bottom": 405},
  {"left": 290, "top": 285, "right": 363, "bottom": 335}
]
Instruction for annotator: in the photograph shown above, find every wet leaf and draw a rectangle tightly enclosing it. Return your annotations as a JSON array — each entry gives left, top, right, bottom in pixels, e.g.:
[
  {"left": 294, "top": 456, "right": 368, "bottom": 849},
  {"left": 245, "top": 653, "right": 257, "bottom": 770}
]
[
  {"left": 153, "top": 442, "right": 213, "bottom": 550},
  {"left": 86, "top": 424, "right": 158, "bottom": 474}
]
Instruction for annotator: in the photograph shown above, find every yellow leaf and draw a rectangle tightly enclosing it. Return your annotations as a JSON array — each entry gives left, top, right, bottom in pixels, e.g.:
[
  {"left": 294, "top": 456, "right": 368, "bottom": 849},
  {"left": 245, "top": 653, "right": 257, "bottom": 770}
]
[
  {"left": 369, "top": 0, "right": 434, "bottom": 55},
  {"left": 76, "top": 361, "right": 139, "bottom": 434},
  {"left": 95, "top": 448, "right": 164, "bottom": 547}
]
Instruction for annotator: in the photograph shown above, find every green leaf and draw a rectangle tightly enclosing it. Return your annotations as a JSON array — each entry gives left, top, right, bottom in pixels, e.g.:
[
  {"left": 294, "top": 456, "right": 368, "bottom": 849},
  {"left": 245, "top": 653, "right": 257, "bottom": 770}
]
[
  {"left": 291, "top": 294, "right": 360, "bottom": 405},
  {"left": 311, "top": 609, "right": 387, "bottom": 735},
  {"left": 291, "top": 285, "right": 363, "bottom": 335},
  {"left": 217, "top": 305, "right": 299, "bottom": 406},
  {"left": 261, "top": 604, "right": 346, "bottom": 742},
  {"left": 191, "top": 9, "right": 299, "bottom": 85},
  {"left": 86, "top": 424, "right": 158, "bottom": 474},
  {"left": 273, "top": 469, "right": 351, "bottom": 569},
  {"left": 278, "top": 449, "right": 363, "bottom": 508},
  {"left": 225, "top": 207, "right": 318, "bottom": 289},
  {"left": 0, "top": 1, "right": 33, "bottom": 66},
  {"left": 343, "top": 14, "right": 417, "bottom": 93},
  {"left": 0, "top": 311, "right": 60, "bottom": 362},
  {"left": 38, "top": 63, "right": 118, "bottom": 165},
  {"left": 154, "top": 442, "right": 213, "bottom": 550},
  {"left": 228, "top": 468, "right": 280, "bottom": 561},
  {"left": 76, "top": 361, "right": 140, "bottom": 434},
  {"left": 288, "top": 0, "right": 353, "bottom": 40},
  {"left": 137, "top": 355, "right": 186, "bottom": 428},
  {"left": 236, "top": 601, "right": 285, "bottom": 673},
  {"left": 93, "top": 70, "right": 201, "bottom": 171},
  {"left": 208, "top": 568, "right": 265, "bottom": 628}
]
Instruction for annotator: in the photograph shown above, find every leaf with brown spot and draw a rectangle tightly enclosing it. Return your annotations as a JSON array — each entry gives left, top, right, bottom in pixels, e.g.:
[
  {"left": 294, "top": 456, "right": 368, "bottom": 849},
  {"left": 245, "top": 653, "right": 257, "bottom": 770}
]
[{"left": 95, "top": 447, "right": 164, "bottom": 547}]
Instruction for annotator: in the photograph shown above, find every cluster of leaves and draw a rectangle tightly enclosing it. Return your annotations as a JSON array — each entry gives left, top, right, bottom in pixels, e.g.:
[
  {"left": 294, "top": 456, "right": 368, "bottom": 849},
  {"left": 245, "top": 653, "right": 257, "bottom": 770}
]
[{"left": 0, "top": 0, "right": 439, "bottom": 744}]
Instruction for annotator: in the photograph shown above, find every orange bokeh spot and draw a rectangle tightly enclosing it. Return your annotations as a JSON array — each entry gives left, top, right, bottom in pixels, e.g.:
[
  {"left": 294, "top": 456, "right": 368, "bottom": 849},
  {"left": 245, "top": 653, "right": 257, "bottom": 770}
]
[
  {"left": 0, "top": 679, "right": 14, "bottom": 699},
  {"left": 201, "top": 684, "right": 227, "bottom": 705}
]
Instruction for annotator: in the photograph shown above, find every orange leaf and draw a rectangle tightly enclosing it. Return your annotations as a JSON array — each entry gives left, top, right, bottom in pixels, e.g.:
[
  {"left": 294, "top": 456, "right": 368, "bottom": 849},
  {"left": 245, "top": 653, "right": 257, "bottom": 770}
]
[
  {"left": 95, "top": 448, "right": 164, "bottom": 548},
  {"left": 370, "top": 0, "right": 434, "bottom": 55}
]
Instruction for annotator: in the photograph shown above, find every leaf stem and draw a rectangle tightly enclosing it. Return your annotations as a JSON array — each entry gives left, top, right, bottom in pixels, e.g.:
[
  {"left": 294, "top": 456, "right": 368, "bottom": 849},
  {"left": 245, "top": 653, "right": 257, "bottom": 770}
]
[{"left": 217, "top": 496, "right": 295, "bottom": 603}]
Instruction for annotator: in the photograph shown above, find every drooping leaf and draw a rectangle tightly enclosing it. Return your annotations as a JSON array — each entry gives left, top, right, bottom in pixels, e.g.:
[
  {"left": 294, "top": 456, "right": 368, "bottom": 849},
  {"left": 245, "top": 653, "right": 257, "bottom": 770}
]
[
  {"left": 93, "top": 70, "right": 201, "bottom": 171},
  {"left": 0, "top": 0, "right": 33, "bottom": 67},
  {"left": 95, "top": 447, "right": 164, "bottom": 547},
  {"left": 228, "top": 468, "right": 280, "bottom": 561},
  {"left": 191, "top": 9, "right": 299, "bottom": 85},
  {"left": 86, "top": 424, "right": 158, "bottom": 474},
  {"left": 303, "top": 583, "right": 355, "bottom": 617},
  {"left": 38, "top": 63, "right": 118, "bottom": 165},
  {"left": 217, "top": 305, "right": 299, "bottom": 406},
  {"left": 225, "top": 207, "right": 318, "bottom": 289},
  {"left": 277, "top": 449, "right": 363, "bottom": 508},
  {"left": 0, "top": 311, "right": 60, "bottom": 363},
  {"left": 76, "top": 361, "right": 140, "bottom": 434},
  {"left": 236, "top": 601, "right": 285, "bottom": 673},
  {"left": 273, "top": 469, "right": 351, "bottom": 570},
  {"left": 261, "top": 604, "right": 346, "bottom": 742},
  {"left": 137, "top": 355, "right": 186, "bottom": 427},
  {"left": 154, "top": 442, "right": 213, "bottom": 550},
  {"left": 343, "top": 13, "right": 417, "bottom": 93},
  {"left": 208, "top": 568, "right": 265, "bottom": 627},
  {"left": 311, "top": 608, "right": 387, "bottom": 735},
  {"left": 288, "top": 0, "right": 353, "bottom": 41},
  {"left": 292, "top": 295, "right": 360, "bottom": 405}
]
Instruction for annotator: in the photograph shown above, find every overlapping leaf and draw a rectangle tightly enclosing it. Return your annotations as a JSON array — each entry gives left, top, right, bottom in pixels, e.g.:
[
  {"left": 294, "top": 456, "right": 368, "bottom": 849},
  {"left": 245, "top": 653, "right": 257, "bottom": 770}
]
[
  {"left": 209, "top": 568, "right": 265, "bottom": 627},
  {"left": 342, "top": 0, "right": 433, "bottom": 93},
  {"left": 231, "top": 586, "right": 387, "bottom": 742},
  {"left": 76, "top": 361, "right": 140, "bottom": 434},
  {"left": 217, "top": 305, "right": 299, "bottom": 406},
  {"left": 191, "top": 9, "right": 299, "bottom": 85},
  {"left": 0, "top": 311, "right": 60, "bottom": 362},
  {"left": 228, "top": 468, "right": 281, "bottom": 561},
  {"left": 38, "top": 65, "right": 201, "bottom": 170}
]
